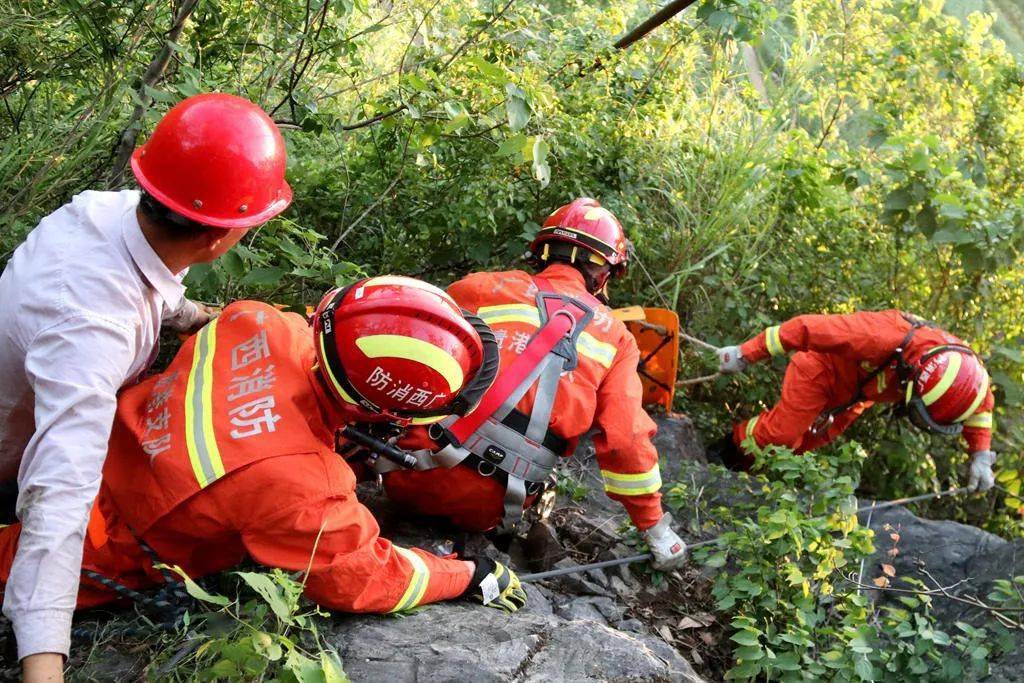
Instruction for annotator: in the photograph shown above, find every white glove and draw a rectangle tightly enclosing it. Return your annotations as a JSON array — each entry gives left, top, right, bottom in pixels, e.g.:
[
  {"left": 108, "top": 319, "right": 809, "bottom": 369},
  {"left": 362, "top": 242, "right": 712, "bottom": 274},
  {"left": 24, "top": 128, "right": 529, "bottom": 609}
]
[
  {"left": 717, "top": 345, "right": 748, "bottom": 374},
  {"left": 968, "top": 450, "right": 996, "bottom": 492},
  {"left": 644, "top": 513, "right": 687, "bottom": 570}
]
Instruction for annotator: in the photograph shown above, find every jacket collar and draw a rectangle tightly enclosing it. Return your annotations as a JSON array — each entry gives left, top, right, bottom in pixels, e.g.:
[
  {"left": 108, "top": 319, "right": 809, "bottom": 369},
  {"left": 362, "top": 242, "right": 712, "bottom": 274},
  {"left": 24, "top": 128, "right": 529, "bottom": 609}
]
[
  {"left": 122, "top": 201, "right": 187, "bottom": 312},
  {"left": 537, "top": 262, "right": 588, "bottom": 292}
]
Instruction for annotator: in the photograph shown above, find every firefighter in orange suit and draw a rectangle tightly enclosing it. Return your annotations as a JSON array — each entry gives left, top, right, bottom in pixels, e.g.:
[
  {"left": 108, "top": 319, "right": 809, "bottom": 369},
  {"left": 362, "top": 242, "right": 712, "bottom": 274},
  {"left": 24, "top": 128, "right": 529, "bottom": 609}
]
[
  {"left": 711, "top": 310, "right": 997, "bottom": 491},
  {"left": 0, "top": 277, "right": 528, "bottom": 617},
  {"left": 374, "top": 199, "right": 687, "bottom": 570}
]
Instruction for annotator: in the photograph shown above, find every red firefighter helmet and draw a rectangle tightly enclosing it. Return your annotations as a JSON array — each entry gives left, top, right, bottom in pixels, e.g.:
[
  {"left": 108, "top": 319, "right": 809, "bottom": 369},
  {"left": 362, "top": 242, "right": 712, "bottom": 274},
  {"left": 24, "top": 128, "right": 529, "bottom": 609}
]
[
  {"left": 131, "top": 93, "right": 292, "bottom": 229},
  {"left": 313, "top": 276, "right": 499, "bottom": 424},
  {"left": 906, "top": 346, "right": 989, "bottom": 435},
  {"left": 528, "top": 198, "right": 630, "bottom": 275}
]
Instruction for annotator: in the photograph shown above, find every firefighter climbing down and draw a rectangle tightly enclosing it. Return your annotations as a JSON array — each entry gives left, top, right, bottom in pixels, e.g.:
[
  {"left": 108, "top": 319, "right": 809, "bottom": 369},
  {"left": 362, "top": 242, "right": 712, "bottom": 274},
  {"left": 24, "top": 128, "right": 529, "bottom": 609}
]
[
  {"left": 0, "top": 277, "right": 527, "bottom": 623},
  {"left": 374, "top": 198, "right": 688, "bottom": 570},
  {"left": 708, "top": 310, "right": 996, "bottom": 492}
]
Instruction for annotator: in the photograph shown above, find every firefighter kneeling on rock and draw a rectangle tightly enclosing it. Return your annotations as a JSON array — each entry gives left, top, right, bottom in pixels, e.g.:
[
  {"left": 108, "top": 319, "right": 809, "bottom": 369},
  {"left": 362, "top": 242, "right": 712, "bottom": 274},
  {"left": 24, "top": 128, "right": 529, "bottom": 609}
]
[
  {"left": 0, "top": 277, "right": 529, "bottom": 627},
  {"left": 710, "top": 310, "right": 997, "bottom": 492},
  {"left": 369, "top": 198, "right": 687, "bottom": 570}
]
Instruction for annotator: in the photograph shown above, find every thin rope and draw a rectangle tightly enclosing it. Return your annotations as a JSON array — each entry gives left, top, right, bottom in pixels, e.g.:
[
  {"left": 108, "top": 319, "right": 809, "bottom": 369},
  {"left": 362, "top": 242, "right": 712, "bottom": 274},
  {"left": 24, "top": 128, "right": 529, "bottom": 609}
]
[
  {"left": 519, "top": 485, "right": 971, "bottom": 582},
  {"left": 631, "top": 250, "right": 719, "bottom": 352},
  {"left": 676, "top": 372, "right": 721, "bottom": 386}
]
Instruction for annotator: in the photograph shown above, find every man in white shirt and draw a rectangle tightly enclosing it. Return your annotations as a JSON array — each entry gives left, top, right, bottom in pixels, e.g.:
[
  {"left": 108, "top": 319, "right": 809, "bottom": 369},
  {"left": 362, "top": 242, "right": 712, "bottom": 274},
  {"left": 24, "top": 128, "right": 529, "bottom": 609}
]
[{"left": 0, "top": 92, "right": 292, "bottom": 681}]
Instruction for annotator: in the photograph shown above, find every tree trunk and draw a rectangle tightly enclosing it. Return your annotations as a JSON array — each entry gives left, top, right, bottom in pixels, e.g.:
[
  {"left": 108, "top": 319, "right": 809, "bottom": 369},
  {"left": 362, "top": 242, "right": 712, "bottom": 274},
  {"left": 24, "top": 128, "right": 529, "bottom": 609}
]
[{"left": 107, "top": 0, "right": 201, "bottom": 188}]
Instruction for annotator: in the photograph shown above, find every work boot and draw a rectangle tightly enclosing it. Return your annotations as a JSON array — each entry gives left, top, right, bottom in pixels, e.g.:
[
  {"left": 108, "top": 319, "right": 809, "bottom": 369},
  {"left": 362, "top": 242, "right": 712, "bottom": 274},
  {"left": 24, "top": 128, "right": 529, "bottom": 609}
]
[{"left": 704, "top": 435, "right": 755, "bottom": 473}]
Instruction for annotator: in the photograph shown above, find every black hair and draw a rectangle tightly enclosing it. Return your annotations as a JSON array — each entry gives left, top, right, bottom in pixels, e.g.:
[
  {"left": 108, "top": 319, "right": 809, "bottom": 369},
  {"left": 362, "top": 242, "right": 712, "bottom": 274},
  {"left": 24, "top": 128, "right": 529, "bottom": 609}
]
[{"left": 138, "top": 191, "right": 217, "bottom": 240}]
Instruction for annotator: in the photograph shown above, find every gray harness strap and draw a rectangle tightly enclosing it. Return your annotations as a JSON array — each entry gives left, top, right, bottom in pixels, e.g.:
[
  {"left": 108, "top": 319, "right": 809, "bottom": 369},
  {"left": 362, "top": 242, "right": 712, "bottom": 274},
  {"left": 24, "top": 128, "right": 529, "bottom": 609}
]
[{"left": 370, "top": 289, "right": 594, "bottom": 533}]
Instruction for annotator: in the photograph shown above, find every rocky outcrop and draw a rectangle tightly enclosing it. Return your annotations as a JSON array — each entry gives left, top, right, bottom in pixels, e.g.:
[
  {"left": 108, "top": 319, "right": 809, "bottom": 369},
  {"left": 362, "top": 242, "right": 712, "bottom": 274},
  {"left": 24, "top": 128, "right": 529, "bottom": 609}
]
[
  {"left": 864, "top": 505, "right": 1024, "bottom": 681},
  {"left": 329, "top": 590, "right": 700, "bottom": 682}
]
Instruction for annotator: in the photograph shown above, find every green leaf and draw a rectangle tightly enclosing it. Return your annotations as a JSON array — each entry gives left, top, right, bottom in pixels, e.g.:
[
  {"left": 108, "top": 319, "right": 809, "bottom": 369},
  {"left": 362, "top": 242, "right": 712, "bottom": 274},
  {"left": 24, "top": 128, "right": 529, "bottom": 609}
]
[
  {"left": 142, "top": 85, "right": 177, "bottom": 103},
  {"left": 404, "top": 72, "right": 428, "bottom": 91},
  {"left": 496, "top": 133, "right": 527, "bottom": 158},
  {"left": 505, "top": 83, "right": 531, "bottom": 131},
  {"left": 703, "top": 552, "right": 728, "bottom": 568},
  {"left": 443, "top": 101, "right": 466, "bottom": 119},
  {"left": 736, "top": 645, "right": 765, "bottom": 661},
  {"left": 772, "top": 651, "right": 801, "bottom": 671},
  {"left": 531, "top": 136, "right": 550, "bottom": 187},
  {"left": 731, "top": 629, "right": 760, "bottom": 646},
  {"left": 443, "top": 113, "right": 471, "bottom": 133},
  {"left": 995, "top": 346, "right": 1024, "bottom": 363},
  {"left": 221, "top": 249, "right": 246, "bottom": 278},
  {"left": 161, "top": 564, "right": 230, "bottom": 606},
  {"left": 236, "top": 571, "right": 296, "bottom": 624},
  {"left": 242, "top": 267, "right": 288, "bottom": 286},
  {"left": 726, "top": 659, "right": 763, "bottom": 679},
  {"left": 321, "top": 651, "right": 348, "bottom": 683},
  {"left": 884, "top": 188, "right": 914, "bottom": 210},
  {"left": 854, "top": 655, "right": 874, "bottom": 681},
  {"left": 466, "top": 56, "right": 507, "bottom": 84},
  {"left": 285, "top": 649, "right": 326, "bottom": 683}
]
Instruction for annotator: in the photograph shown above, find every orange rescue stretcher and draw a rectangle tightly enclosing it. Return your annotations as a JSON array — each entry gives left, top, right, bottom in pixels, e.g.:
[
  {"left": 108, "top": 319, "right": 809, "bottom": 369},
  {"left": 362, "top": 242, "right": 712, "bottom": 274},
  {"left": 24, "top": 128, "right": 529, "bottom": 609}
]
[{"left": 612, "top": 306, "right": 680, "bottom": 411}]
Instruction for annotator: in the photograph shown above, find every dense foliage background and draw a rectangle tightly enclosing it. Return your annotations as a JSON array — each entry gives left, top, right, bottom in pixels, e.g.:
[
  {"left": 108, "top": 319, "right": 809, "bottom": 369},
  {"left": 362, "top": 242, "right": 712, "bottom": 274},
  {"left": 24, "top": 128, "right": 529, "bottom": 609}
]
[{"left": 2, "top": 0, "right": 1023, "bottom": 677}]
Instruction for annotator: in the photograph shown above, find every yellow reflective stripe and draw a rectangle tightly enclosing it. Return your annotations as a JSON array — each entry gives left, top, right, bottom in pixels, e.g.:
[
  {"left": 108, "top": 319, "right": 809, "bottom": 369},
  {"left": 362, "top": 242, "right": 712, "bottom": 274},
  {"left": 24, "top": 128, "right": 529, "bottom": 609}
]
[
  {"left": 318, "top": 335, "right": 357, "bottom": 404},
  {"left": 876, "top": 372, "right": 887, "bottom": 394},
  {"left": 409, "top": 414, "right": 447, "bottom": 425},
  {"left": 477, "top": 304, "right": 541, "bottom": 327},
  {"left": 922, "top": 353, "right": 963, "bottom": 406},
  {"left": 954, "top": 371, "right": 990, "bottom": 423},
  {"left": 184, "top": 320, "right": 226, "bottom": 488},
  {"left": 601, "top": 465, "right": 662, "bottom": 496},
  {"left": 479, "top": 303, "right": 617, "bottom": 368},
  {"left": 963, "top": 411, "right": 993, "bottom": 429},
  {"left": 356, "top": 334, "right": 464, "bottom": 392},
  {"left": 359, "top": 276, "right": 456, "bottom": 306},
  {"left": 744, "top": 416, "right": 760, "bottom": 442},
  {"left": 390, "top": 547, "right": 429, "bottom": 612},
  {"left": 765, "top": 326, "right": 785, "bottom": 357},
  {"left": 578, "top": 332, "right": 616, "bottom": 368}
]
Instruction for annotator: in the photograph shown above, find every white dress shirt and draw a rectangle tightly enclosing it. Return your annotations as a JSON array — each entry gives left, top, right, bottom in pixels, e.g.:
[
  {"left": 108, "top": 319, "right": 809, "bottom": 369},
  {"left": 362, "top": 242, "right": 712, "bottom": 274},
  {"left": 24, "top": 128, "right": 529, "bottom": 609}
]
[{"left": 0, "top": 189, "right": 200, "bottom": 658}]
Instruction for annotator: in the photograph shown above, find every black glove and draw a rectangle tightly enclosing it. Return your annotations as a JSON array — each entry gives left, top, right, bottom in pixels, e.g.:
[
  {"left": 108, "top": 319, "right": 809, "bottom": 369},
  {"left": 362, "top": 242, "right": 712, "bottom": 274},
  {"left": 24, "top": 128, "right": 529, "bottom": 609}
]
[{"left": 463, "top": 558, "right": 527, "bottom": 613}]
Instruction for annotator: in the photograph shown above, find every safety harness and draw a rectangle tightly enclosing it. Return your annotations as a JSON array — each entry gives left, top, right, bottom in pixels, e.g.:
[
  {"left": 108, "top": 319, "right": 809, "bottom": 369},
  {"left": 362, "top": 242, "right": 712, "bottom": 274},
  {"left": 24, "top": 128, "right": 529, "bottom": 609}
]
[
  {"left": 810, "top": 314, "right": 974, "bottom": 437},
  {"left": 369, "top": 277, "right": 598, "bottom": 532}
]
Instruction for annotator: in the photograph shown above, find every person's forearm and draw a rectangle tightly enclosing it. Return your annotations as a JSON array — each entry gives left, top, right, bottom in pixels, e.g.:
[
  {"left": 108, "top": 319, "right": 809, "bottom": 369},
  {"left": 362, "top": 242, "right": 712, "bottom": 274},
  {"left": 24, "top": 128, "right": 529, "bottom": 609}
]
[{"left": 22, "top": 652, "right": 65, "bottom": 682}]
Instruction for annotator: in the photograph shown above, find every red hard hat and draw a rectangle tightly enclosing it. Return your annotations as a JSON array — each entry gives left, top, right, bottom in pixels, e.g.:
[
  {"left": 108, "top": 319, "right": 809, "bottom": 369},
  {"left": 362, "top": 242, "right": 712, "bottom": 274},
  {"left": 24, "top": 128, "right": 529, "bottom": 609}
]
[
  {"left": 130, "top": 93, "right": 292, "bottom": 229},
  {"left": 313, "top": 276, "right": 498, "bottom": 425},
  {"left": 909, "top": 346, "right": 990, "bottom": 427},
  {"left": 528, "top": 198, "right": 630, "bottom": 273}
]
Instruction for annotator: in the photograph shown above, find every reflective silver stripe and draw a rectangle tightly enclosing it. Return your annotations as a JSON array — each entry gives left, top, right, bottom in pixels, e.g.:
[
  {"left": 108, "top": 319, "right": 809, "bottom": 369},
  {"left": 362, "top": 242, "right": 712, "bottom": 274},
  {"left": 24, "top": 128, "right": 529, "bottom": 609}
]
[
  {"left": 600, "top": 465, "right": 662, "bottom": 496},
  {"left": 477, "top": 305, "right": 540, "bottom": 326},
  {"left": 578, "top": 332, "right": 616, "bottom": 368},
  {"left": 765, "top": 326, "right": 785, "bottom": 357},
  {"left": 390, "top": 547, "right": 429, "bottom": 612},
  {"left": 184, "top": 320, "right": 225, "bottom": 488},
  {"left": 963, "top": 411, "right": 993, "bottom": 429}
]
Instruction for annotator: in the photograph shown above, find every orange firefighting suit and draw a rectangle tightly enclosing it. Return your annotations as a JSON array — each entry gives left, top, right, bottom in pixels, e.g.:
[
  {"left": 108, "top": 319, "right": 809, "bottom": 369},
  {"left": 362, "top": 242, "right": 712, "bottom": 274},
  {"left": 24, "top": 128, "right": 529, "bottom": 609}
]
[
  {"left": 382, "top": 263, "right": 664, "bottom": 532},
  {"left": 732, "top": 310, "right": 995, "bottom": 456},
  {"left": 0, "top": 301, "right": 471, "bottom": 612}
]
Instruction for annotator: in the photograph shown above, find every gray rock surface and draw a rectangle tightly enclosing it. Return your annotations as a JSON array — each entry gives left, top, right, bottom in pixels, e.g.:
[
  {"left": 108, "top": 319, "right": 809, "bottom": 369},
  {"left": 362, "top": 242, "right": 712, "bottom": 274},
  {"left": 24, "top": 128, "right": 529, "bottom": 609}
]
[
  {"left": 329, "top": 589, "right": 701, "bottom": 682},
  {"left": 864, "top": 505, "right": 1024, "bottom": 681},
  {"left": 866, "top": 505, "right": 1010, "bottom": 594}
]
